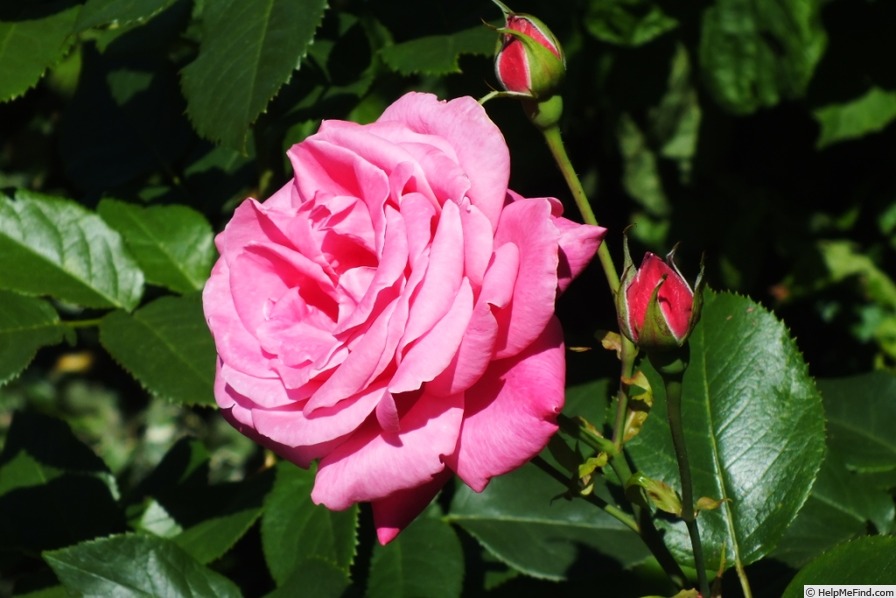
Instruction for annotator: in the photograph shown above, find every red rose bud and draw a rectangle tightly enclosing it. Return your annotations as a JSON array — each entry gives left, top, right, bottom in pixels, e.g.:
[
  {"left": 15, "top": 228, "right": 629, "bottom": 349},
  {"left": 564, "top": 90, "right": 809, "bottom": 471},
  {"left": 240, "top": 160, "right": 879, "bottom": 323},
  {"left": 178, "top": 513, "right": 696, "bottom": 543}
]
[
  {"left": 617, "top": 243, "right": 704, "bottom": 350},
  {"left": 493, "top": 1, "right": 565, "bottom": 99}
]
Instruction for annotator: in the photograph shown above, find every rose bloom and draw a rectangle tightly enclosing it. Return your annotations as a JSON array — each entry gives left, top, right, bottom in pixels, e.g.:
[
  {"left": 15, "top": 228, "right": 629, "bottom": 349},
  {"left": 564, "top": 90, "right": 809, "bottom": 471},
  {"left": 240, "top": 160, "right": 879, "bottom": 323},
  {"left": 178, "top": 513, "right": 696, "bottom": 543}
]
[{"left": 203, "top": 92, "right": 605, "bottom": 543}]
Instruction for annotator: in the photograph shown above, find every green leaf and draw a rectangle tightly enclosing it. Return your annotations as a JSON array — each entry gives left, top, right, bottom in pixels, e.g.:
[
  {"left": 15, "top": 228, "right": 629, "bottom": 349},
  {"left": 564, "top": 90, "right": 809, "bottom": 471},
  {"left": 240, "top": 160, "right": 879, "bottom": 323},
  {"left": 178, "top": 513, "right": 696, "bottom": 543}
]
[
  {"left": 75, "top": 0, "right": 178, "bottom": 32},
  {"left": 265, "top": 557, "right": 351, "bottom": 598},
  {"left": 44, "top": 533, "right": 241, "bottom": 598},
  {"left": 627, "top": 290, "right": 826, "bottom": 571},
  {"left": 772, "top": 450, "right": 894, "bottom": 568},
  {"left": 0, "top": 191, "right": 144, "bottom": 310},
  {"left": 814, "top": 87, "right": 896, "bottom": 149},
  {"left": 447, "top": 462, "right": 650, "bottom": 581},
  {"left": 699, "top": 0, "right": 827, "bottom": 114},
  {"left": 366, "top": 516, "right": 463, "bottom": 598},
  {"left": 819, "top": 371, "right": 896, "bottom": 474},
  {"left": 380, "top": 26, "right": 496, "bottom": 76},
  {"left": 0, "top": 412, "right": 125, "bottom": 552},
  {"left": 261, "top": 461, "right": 359, "bottom": 586},
  {"left": 0, "top": 411, "right": 114, "bottom": 496},
  {"left": 99, "top": 294, "right": 216, "bottom": 406},
  {"left": 11, "top": 585, "right": 69, "bottom": 598},
  {"left": 98, "top": 199, "right": 215, "bottom": 294},
  {"left": 0, "top": 2, "right": 80, "bottom": 102},
  {"left": 617, "top": 113, "right": 671, "bottom": 218},
  {"left": 782, "top": 536, "right": 896, "bottom": 597},
  {"left": 172, "top": 469, "right": 273, "bottom": 564},
  {"left": 584, "top": 0, "right": 678, "bottom": 47},
  {"left": 181, "top": 0, "right": 328, "bottom": 150},
  {"left": 0, "top": 290, "right": 64, "bottom": 386},
  {"left": 134, "top": 437, "right": 211, "bottom": 497}
]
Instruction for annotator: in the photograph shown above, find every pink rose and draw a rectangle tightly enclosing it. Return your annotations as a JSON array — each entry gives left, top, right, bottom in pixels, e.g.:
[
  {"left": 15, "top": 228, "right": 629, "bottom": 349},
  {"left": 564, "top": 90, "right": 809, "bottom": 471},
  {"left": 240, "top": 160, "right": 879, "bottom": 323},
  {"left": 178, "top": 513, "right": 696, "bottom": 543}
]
[{"left": 203, "top": 92, "right": 605, "bottom": 543}]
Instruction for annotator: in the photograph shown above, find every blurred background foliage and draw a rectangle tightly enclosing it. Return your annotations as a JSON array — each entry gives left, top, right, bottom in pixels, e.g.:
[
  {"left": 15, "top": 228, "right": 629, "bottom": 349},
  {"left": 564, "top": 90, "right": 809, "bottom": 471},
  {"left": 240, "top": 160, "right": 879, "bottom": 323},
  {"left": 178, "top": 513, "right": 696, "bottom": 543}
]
[{"left": 1, "top": 0, "right": 895, "bottom": 596}]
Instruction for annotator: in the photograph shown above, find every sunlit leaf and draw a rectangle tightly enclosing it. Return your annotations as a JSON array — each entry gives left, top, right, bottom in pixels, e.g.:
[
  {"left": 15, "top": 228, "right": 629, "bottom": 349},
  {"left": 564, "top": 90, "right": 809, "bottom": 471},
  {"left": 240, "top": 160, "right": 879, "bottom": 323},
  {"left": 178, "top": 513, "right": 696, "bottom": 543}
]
[
  {"left": 99, "top": 294, "right": 216, "bottom": 406},
  {"left": 0, "top": 191, "right": 144, "bottom": 310},
  {"left": 75, "top": 0, "right": 178, "bottom": 31},
  {"left": 814, "top": 87, "right": 896, "bottom": 149},
  {"left": 699, "top": 0, "right": 826, "bottom": 113},
  {"left": 181, "top": 0, "right": 328, "bottom": 150},
  {"left": 0, "top": 290, "right": 64, "bottom": 386},
  {"left": 628, "top": 291, "right": 826, "bottom": 572},
  {"left": 584, "top": 0, "right": 678, "bottom": 47},
  {"left": 44, "top": 534, "right": 241, "bottom": 597},
  {"left": 380, "top": 26, "right": 496, "bottom": 76},
  {"left": 0, "top": 2, "right": 80, "bottom": 102},
  {"left": 98, "top": 199, "right": 215, "bottom": 294}
]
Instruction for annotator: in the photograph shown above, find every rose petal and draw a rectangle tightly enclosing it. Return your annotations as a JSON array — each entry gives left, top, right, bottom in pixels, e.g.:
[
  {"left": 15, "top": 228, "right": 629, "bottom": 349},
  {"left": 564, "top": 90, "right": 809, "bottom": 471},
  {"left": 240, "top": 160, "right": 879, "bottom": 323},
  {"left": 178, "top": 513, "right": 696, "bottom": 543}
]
[
  {"left": 311, "top": 391, "right": 464, "bottom": 510},
  {"left": 390, "top": 278, "right": 473, "bottom": 394},
  {"left": 400, "top": 199, "right": 465, "bottom": 348},
  {"left": 492, "top": 197, "right": 560, "bottom": 358},
  {"left": 553, "top": 217, "right": 605, "bottom": 293},
  {"left": 371, "top": 468, "right": 453, "bottom": 545},
  {"left": 446, "top": 317, "right": 565, "bottom": 491},
  {"left": 253, "top": 383, "right": 385, "bottom": 447},
  {"left": 426, "top": 244, "right": 518, "bottom": 396},
  {"left": 204, "top": 260, "right": 280, "bottom": 381},
  {"left": 377, "top": 93, "right": 509, "bottom": 230},
  {"left": 335, "top": 205, "right": 408, "bottom": 335},
  {"left": 459, "top": 200, "right": 494, "bottom": 288}
]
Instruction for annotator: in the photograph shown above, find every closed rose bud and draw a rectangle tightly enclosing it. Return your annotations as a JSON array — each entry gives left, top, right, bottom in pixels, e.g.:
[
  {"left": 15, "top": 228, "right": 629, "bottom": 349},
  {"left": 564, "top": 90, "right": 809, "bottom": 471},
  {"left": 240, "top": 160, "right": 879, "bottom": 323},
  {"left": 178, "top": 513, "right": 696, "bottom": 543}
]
[
  {"left": 617, "top": 242, "right": 704, "bottom": 351},
  {"left": 493, "top": 1, "right": 565, "bottom": 99}
]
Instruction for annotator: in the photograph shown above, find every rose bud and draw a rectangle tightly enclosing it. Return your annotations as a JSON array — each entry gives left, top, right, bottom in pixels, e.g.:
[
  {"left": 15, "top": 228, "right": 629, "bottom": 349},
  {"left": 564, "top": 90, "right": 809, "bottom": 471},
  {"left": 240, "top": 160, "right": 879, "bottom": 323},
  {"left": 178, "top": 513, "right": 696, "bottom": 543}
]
[
  {"left": 493, "top": 1, "right": 565, "bottom": 99},
  {"left": 617, "top": 243, "right": 704, "bottom": 351}
]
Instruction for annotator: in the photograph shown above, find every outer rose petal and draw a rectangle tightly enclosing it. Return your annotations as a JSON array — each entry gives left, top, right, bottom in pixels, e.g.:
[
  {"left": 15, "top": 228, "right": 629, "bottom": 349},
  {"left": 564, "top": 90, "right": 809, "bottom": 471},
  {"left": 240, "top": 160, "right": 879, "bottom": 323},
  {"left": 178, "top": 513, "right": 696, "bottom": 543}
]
[
  {"left": 311, "top": 391, "right": 464, "bottom": 510},
  {"left": 377, "top": 93, "right": 510, "bottom": 230},
  {"left": 492, "top": 197, "right": 560, "bottom": 358},
  {"left": 445, "top": 317, "right": 565, "bottom": 492},
  {"left": 553, "top": 217, "right": 606, "bottom": 293},
  {"left": 372, "top": 469, "right": 454, "bottom": 545}
]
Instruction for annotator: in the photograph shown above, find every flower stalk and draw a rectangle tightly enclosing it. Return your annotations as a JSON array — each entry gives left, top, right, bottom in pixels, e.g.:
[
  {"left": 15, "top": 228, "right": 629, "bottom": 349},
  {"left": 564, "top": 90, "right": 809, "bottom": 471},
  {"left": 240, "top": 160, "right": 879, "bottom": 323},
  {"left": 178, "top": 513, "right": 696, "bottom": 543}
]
[{"left": 652, "top": 348, "right": 710, "bottom": 598}]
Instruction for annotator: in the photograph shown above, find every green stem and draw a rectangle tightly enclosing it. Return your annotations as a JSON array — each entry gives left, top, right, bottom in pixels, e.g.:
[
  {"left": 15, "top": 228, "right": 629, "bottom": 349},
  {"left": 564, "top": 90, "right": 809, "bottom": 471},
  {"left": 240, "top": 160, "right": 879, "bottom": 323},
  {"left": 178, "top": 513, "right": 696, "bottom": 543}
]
[
  {"left": 608, "top": 454, "right": 689, "bottom": 590},
  {"left": 611, "top": 336, "right": 638, "bottom": 451},
  {"left": 539, "top": 124, "right": 619, "bottom": 296},
  {"left": 536, "top": 101, "right": 689, "bottom": 592},
  {"left": 531, "top": 456, "right": 638, "bottom": 533},
  {"left": 662, "top": 366, "right": 710, "bottom": 597},
  {"left": 557, "top": 413, "right": 617, "bottom": 456}
]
